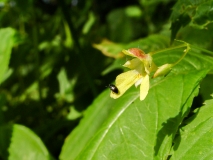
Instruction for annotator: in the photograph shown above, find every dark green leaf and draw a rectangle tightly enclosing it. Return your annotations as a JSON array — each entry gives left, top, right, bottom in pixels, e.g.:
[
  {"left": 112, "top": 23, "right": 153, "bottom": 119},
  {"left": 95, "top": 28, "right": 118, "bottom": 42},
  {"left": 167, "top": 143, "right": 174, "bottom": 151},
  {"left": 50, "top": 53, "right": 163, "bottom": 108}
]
[{"left": 170, "top": 0, "right": 213, "bottom": 39}]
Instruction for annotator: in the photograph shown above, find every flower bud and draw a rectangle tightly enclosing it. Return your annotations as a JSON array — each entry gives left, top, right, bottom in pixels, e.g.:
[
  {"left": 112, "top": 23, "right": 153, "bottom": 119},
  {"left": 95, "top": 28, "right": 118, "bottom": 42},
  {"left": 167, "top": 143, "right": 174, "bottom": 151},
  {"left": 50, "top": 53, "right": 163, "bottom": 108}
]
[{"left": 153, "top": 63, "right": 173, "bottom": 78}]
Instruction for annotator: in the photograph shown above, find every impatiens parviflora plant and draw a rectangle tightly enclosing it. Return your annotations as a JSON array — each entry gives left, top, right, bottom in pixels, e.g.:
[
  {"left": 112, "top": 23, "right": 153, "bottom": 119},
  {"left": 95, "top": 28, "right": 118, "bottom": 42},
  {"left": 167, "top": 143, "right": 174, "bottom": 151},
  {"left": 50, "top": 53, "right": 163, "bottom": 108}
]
[{"left": 110, "top": 40, "right": 191, "bottom": 101}]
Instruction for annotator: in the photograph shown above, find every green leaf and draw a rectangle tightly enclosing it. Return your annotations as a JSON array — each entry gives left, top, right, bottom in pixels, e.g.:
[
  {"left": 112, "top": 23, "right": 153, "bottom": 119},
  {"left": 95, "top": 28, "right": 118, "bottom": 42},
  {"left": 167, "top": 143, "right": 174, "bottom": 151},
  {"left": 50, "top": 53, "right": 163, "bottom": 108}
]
[
  {"left": 192, "top": 1, "right": 213, "bottom": 27},
  {"left": 59, "top": 90, "right": 116, "bottom": 160},
  {"left": 126, "top": 34, "right": 170, "bottom": 53},
  {"left": 60, "top": 40, "right": 212, "bottom": 159},
  {"left": 106, "top": 8, "right": 134, "bottom": 42},
  {"left": 93, "top": 39, "right": 125, "bottom": 58},
  {"left": 174, "top": 24, "right": 213, "bottom": 48},
  {"left": 125, "top": 5, "right": 143, "bottom": 18},
  {"left": 55, "top": 67, "right": 76, "bottom": 102},
  {"left": 0, "top": 28, "right": 16, "bottom": 84},
  {"left": 93, "top": 35, "right": 169, "bottom": 59},
  {"left": 82, "top": 12, "right": 96, "bottom": 34},
  {"left": 74, "top": 70, "right": 208, "bottom": 160},
  {"left": 0, "top": 124, "right": 53, "bottom": 160},
  {"left": 152, "top": 43, "right": 213, "bottom": 73},
  {"left": 170, "top": 99, "right": 213, "bottom": 159},
  {"left": 139, "top": 0, "right": 172, "bottom": 6},
  {"left": 101, "top": 58, "right": 126, "bottom": 76},
  {"left": 200, "top": 74, "right": 213, "bottom": 100},
  {"left": 170, "top": 0, "right": 213, "bottom": 39},
  {"left": 170, "top": 13, "right": 191, "bottom": 41}
]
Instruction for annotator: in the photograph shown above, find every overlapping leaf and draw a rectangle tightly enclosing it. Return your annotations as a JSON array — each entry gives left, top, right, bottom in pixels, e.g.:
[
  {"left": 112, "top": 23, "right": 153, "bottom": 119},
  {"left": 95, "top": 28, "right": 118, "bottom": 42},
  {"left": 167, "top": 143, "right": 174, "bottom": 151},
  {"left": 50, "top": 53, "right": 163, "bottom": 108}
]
[
  {"left": 171, "top": 99, "right": 213, "bottom": 159},
  {"left": 171, "top": 0, "right": 213, "bottom": 39},
  {"left": 75, "top": 70, "right": 208, "bottom": 160},
  {"left": 60, "top": 40, "right": 212, "bottom": 159}
]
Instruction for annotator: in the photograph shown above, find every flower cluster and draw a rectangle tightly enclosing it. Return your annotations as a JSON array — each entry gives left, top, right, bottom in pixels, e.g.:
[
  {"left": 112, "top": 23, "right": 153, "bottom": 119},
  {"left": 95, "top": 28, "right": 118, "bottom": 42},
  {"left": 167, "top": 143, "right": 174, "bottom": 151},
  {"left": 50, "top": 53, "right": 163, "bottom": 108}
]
[{"left": 110, "top": 48, "right": 171, "bottom": 101}]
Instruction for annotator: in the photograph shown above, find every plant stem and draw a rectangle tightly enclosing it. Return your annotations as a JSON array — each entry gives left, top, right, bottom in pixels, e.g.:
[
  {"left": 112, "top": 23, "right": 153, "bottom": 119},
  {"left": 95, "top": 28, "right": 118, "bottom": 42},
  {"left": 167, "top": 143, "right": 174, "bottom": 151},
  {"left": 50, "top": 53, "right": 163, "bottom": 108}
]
[
  {"left": 149, "top": 40, "right": 190, "bottom": 68},
  {"left": 149, "top": 44, "right": 187, "bottom": 56},
  {"left": 173, "top": 44, "right": 190, "bottom": 65}
]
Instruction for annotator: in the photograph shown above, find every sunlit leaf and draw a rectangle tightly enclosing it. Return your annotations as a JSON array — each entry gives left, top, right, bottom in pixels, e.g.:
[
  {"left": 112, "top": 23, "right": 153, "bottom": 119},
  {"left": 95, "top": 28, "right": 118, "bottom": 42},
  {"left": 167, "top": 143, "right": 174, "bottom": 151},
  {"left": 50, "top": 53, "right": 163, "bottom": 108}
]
[
  {"left": 0, "top": 124, "right": 53, "bottom": 160},
  {"left": 75, "top": 70, "right": 208, "bottom": 160},
  {"left": 126, "top": 34, "right": 170, "bottom": 53},
  {"left": 59, "top": 90, "right": 117, "bottom": 160},
  {"left": 93, "top": 39, "right": 125, "bottom": 58},
  {"left": 55, "top": 67, "right": 76, "bottom": 102},
  {"left": 0, "top": 28, "right": 16, "bottom": 84},
  {"left": 125, "top": 5, "right": 142, "bottom": 17},
  {"left": 60, "top": 37, "right": 213, "bottom": 159},
  {"left": 94, "top": 35, "right": 169, "bottom": 59},
  {"left": 171, "top": 99, "right": 213, "bottom": 159},
  {"left": 82, "top": 12, "right": 96, "bottom": 34}
]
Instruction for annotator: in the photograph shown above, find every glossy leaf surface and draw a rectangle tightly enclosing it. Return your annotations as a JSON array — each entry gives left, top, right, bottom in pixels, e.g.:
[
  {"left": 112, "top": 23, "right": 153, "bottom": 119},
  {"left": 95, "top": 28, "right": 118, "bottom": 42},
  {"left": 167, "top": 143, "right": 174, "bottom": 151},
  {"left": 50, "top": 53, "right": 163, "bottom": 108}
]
[
  {"left": 171, "top": 99, "right": 213, "bottom": 159},
  {"left": 0, "top": 124, "right": 53, "bottom": 160},
  {"left": 60, "top": 41, "right": 212, "bottom": 159}
]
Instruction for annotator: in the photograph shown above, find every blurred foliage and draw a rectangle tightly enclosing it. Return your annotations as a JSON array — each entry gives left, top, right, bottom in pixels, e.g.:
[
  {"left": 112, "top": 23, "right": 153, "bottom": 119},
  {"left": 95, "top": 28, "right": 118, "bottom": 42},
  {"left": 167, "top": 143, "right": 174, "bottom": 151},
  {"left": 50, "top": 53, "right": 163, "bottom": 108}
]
[{"left": 0, "top": 0, "right": 213, "bottom": 159}]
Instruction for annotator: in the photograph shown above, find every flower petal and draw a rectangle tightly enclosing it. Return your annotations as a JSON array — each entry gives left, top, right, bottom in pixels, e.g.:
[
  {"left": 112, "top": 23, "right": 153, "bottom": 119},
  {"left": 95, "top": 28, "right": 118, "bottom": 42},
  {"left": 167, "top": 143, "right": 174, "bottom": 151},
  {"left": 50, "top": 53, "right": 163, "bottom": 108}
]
[
  {"left": 135, "top": 78, "right": 142, "bottom": 88},
  {"left": 123, "top": 58, "right": 144, "bottom": 73},
  {"left": 140, "top": 74, "right": 149, "bottom": 101},
  {"left": 110, "top": 70, "right": 141, "bottom": 99},
  {"left": 141, "top": 54, "right": 153, "bottom": 74},
  {"left": 122, "top": 48, "right": 146, "bottom": 59}
]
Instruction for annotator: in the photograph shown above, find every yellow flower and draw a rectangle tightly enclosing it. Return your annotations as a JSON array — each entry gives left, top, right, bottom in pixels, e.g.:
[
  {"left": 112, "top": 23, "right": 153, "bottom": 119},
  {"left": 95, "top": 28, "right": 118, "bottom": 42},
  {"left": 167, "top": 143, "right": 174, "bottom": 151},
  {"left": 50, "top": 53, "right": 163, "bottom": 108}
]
[{"left": 110, "top": 48, "right": 157, "bottom": 101}]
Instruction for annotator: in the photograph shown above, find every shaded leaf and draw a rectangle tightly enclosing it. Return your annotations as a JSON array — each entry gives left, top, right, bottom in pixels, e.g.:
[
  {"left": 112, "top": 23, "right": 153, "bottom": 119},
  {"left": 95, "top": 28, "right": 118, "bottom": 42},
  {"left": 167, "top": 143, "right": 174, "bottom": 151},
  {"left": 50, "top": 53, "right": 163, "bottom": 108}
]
[
  {"left": 170, "top": 0, "right": 213, "bottom": 39},
  {"left": 192, "top": 1, "right": 213, "bottom": 28},
  {"left": 200, "top": 74, "right": 213, "bottom": 100},
  {"left": 101, "top": 58, "right": 125, "bottom": 76},
  {"left": 106, "top": 8, "right": 135, "bottom": 42}
]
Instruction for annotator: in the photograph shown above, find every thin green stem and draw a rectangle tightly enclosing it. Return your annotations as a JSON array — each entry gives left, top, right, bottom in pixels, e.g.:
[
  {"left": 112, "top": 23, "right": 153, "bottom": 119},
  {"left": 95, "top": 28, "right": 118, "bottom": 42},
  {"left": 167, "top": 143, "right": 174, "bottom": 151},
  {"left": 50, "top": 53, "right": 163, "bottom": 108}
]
[
  {"left": 149, "top": 40, "right": 191, "bottom": 69},
  {"left": 172, "top": 42, "right": 191, "bottom": 66},
  {"left": 149, "top": 44, "right": 187, "bottom": 56}
]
